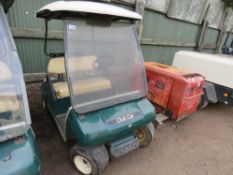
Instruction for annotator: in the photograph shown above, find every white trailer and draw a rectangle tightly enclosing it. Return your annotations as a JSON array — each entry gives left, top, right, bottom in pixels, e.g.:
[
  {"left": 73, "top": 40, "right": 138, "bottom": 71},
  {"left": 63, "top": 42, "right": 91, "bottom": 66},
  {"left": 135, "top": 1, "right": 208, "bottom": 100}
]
[{"left": 173, "top": 51, "right": 233, "bottom": 107}]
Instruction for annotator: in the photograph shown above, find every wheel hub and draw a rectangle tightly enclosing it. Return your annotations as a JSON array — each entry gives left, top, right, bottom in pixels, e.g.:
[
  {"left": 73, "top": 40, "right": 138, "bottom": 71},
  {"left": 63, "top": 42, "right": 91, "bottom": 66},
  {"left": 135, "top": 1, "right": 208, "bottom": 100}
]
[
  {"left": 135, "top": 128, "right": 147, "bottom": 143},
  {"left": 73, "top": 155, "right": 92, "bottom": 175}
]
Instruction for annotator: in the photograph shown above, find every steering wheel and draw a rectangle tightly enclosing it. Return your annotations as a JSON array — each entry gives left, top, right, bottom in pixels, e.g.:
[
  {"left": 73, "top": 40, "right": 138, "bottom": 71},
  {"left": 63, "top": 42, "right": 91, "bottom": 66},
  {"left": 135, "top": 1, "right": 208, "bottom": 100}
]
[{"left": 93, "top": 56, "right": 114, "bottom": 69}]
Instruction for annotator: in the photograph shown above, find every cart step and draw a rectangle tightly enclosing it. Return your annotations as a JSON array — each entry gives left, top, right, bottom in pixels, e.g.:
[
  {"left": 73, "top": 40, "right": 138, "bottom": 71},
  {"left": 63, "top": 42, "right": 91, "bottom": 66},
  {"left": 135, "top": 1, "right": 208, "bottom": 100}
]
[{"left": 156, "top": 114, "right": 169, "bottom": 125}]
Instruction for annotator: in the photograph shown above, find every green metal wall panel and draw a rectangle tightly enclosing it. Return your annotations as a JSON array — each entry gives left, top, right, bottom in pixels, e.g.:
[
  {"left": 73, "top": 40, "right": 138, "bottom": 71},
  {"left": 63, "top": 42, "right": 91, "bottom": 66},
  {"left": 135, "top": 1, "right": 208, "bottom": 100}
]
[
  {"left": 141, "top": 10, "right": 219, "bottom": 64},
  {"left": 142, "top": 11, "right": 200, "bottom": 42},
  {"left": 142, "top": 45, "right": 194, "bottom": 65},
  {"left": 7, "top": 0, "right": 63, "bottom": 73},
  {"left": 141, "top": 45, "right": 215, "bottom": 65},
  {"left": 7, "top": 0, "right": 62, "bottom": 30},
  {"left": 204, "top": 28, "right": 219, "bottom": 44},
  {"left": 15, "top": 38, "right": 63, "bottom": 73}
]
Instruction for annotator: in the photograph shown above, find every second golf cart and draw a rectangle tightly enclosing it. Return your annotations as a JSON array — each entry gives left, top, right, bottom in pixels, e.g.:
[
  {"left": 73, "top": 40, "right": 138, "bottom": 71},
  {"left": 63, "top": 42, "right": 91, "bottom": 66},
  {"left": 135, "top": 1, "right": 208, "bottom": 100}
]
[
  {"left": 0, "top": 0, "right": 41, "bottom": 174},
  {"left": 37, "top": 1, "right": 156, "bottom": 174}
]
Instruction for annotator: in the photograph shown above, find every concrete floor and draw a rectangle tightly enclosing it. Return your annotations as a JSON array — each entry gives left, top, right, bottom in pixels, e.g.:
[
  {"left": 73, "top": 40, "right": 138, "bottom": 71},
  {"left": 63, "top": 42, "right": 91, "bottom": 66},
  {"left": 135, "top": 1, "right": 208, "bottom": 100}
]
[{"left": 27, "top": 83, "right": 233, "bottom": 175}]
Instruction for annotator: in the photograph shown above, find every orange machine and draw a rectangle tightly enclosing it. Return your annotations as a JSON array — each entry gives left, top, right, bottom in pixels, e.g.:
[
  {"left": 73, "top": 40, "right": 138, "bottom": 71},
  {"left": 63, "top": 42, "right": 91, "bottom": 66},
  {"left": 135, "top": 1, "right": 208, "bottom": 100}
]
[{"left": 145, "top": 62, "right": 205, "bottom": 121}]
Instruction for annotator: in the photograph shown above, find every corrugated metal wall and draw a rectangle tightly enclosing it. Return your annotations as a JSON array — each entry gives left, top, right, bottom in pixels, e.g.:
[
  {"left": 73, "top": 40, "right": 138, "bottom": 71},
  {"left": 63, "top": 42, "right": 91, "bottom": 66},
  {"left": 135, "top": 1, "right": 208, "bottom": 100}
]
[
  {"left": 5, "top": 0, "right": 232, "bottom": 74},
  {"left": 141, "top": 10, "right": 219, "bottom": 64},
  {"left": 7, "top": 0, "right": 63, "bottom": 73}
]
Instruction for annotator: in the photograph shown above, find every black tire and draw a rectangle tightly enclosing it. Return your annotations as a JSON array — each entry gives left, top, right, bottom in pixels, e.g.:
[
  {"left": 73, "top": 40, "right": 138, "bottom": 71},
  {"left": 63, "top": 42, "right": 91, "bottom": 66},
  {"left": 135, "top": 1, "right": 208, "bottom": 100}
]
[
  {"left": 134, "top": 122, "right": 155, "bottom": 148},
  {"left": 42, "top": 97, "right": 49, "bottom": 112},
  {"left": 71, "top": 145, "right": 109, "bottom": 175},
  {"left": 198, "top": 91, "right": 209, "bottom": 109}
]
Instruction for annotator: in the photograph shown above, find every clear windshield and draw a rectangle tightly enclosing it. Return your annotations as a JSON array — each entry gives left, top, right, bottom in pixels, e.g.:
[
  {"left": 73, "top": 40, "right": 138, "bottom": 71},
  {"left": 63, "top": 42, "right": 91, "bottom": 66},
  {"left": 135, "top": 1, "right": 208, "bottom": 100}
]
[
  {"left": 0, "top": 5, "right": 31, "bottom": 142},
  {"left": 64, "top": 18, "right": 147, "bottom": 113}
]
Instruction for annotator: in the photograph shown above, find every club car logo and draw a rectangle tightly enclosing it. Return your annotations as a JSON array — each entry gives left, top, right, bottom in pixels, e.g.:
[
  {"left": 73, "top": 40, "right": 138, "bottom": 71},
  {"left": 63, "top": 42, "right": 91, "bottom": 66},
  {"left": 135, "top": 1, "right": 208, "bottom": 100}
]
[
  {"left": 107, "top": 112, "right": 140, "bottom": 125},
  {"left": 116, "top": 114, "right": 134, "bottom": 123}
]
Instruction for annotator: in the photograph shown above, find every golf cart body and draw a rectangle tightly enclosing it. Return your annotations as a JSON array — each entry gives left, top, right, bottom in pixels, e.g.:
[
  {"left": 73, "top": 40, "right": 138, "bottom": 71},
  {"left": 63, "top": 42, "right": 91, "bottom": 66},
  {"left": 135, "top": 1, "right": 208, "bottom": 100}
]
[
  {"left": 0, "top": 2, "right": 41, "bottom": 174},
  {"left": 173, "top": 51, "right": 233, "bottom": 106},
  {"left": 38, "top": 1, "right": 155, "bottom": 174}
]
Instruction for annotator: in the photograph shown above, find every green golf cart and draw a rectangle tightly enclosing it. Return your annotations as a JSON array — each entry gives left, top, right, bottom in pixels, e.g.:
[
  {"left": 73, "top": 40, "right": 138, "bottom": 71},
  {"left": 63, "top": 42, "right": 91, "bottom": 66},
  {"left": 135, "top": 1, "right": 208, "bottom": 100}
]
[
  {"left": 38, "top": 1, "right": 156, "bottom": 174},
  {"left": 0, "top": 1, "right": 41, "bottom": 174}
]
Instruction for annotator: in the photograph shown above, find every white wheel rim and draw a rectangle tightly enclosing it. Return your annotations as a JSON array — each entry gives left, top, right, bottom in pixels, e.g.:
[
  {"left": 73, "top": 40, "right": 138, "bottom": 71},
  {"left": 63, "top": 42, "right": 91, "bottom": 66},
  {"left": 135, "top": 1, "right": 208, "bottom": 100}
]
[{"left": 73, "top": 155, "right": 92, "bottom": 174}]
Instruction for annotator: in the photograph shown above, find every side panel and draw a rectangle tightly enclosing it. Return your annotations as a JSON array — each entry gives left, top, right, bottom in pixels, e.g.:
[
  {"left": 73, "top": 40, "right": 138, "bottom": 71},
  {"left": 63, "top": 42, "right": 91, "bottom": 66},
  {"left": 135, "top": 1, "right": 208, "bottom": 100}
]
[
  {"left": 41, "top": 81, "right": 71, "bottom": 117},
  {"left": 175, "top": 75, "right": 204, "bottom": 118},
  {"left": 146, "top": 69, "right": 173, "bottom": 107}
]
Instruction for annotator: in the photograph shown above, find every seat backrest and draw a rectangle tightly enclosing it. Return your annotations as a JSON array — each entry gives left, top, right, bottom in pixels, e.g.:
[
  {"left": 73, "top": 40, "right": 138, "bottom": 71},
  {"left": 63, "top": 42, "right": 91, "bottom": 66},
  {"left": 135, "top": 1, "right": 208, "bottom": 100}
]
[
  {"left": 47, "top": 57, "right": 65, "bottom": 74},
  {"left": 72, "top": 77, "right": 112, "bottom": 95},
  {"left": 47, "top": 56, "right": 97, "bottom": 74},
  {"left": 68, "top": 56, "right": 97, "bottom": 72},
  {"left": 0, "top": 61, "right": 12, "bottom": 81},
  {"left": 0, "top": 93, "right": 20, "bottom": 113}
]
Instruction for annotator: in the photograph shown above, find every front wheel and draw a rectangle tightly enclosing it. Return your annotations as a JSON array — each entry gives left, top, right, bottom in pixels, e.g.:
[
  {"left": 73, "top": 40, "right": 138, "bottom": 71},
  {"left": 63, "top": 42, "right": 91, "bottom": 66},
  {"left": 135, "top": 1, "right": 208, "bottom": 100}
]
[
  {"left": 134, "top": 122, "right": 155, "bottom": 148},
  {"left": 71, "top": 145, "right": 109, "bottom": 175}
]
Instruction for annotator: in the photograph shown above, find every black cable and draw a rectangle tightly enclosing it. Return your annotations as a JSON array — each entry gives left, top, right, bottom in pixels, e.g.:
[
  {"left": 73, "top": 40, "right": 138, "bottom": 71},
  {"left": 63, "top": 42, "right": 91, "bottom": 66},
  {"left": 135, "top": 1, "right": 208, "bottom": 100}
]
[{"left": 43, "top": 19, "right": 64, "bottom": 58}]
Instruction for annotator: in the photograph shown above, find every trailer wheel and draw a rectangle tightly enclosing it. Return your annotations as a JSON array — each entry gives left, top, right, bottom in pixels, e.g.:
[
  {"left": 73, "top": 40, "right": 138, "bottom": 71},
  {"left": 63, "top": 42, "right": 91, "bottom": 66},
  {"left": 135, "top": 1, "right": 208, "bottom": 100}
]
[
  {"left": 71, "top": 145, "right": 109, "bottom": 175},
  {"left": 134, "top": 122, "right": 155, "bottom": 148}
]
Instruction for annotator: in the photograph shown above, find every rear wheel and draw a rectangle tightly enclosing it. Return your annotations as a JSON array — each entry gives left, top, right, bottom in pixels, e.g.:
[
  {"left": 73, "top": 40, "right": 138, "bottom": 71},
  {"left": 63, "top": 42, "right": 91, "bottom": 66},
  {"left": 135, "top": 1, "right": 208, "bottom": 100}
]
[
  {"left": 134, "top": 122, "right": 155, "bottom": 148},
  {"left": 71, "top": 145, "right": 109, "bottom": 175}
]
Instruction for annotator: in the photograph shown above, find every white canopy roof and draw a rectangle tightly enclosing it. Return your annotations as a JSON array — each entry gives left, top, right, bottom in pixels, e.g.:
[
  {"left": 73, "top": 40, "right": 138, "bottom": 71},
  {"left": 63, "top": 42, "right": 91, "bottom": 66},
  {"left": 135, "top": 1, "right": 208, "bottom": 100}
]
[
  {"left": 37, "top": 1, "right": 142, "bottom": 20},
  {"left": 173, "top": 51, "right": 233, "bottom": 88}
]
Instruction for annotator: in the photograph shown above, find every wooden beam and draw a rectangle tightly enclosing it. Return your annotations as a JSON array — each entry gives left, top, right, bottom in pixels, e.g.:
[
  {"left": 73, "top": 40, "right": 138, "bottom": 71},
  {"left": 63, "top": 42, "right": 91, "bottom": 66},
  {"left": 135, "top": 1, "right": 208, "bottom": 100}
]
[
  {"left": 197, "top": 20, "right": 209, "bottom": 51},
  {"left": 11, "top": 28, "right": 63, "bottom": 39},
  {"left": 11, "top": 28, "right": 217, "bottom": 49},
  {"left": 112, "top": 0, "right": 135, "bottom": 6},
  {"left": 215, "top": 27, "right": 227, "bottom": 53},
  {"left": 141, "top": 38, "right": 217, "bottom": 49},
  {"left": 24, "top": 73, "right": 46, "bottom": 83},
  {"left": 141, "top": 38, "right": 196, "bottom": 47},
  {"left": 135, "top": 0, "right": 145, "bottom": 40}
]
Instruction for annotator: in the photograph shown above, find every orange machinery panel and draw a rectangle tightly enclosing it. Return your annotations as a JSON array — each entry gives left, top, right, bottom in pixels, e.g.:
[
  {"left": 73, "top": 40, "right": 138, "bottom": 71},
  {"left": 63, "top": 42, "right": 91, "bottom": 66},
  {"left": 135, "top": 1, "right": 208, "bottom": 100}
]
[{"left": 145, "top": 62, "right": 205, "bottom": 121}]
